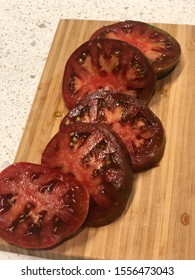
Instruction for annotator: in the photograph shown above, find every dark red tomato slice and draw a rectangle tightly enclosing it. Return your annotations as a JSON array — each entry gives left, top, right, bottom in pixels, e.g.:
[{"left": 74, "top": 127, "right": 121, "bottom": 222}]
[
  {"left": 0, "top": 162, "right": 89, "bottom": 248},
  {"left": 90, "top": 21, "right": 181, "bottom": 78},
  {"left": 62, "top": 38, "right": 156, "bottom": 108},
  {"left": 41, "top": 123, "right": 133, "bottom": 227},
  {"left": 60, "top": 90, "right": 165, "bottom": 171}
]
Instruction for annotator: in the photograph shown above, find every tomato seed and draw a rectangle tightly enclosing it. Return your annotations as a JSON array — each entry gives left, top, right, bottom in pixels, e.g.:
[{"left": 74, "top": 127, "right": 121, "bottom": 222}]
[
  {"left": 121, "top": 111, "right": 129, "bottom": 123},
  {"left": 26, "top": 210, "right": 47, "bottom": 235},
  {"left": 64, "top": 119, "right": 70, "bottom": 125},
  {"left": 93, "top": 166, "right": 104, "bottom": 177},
  {"left": 2, "top": 177, "right": 15, "bottom": 182},
  {"left": 7, "top": 203, "right": 35, "bottom": 232},
  {"left": 0, "top": 193, "right": 16, "bottom": 214},
  {"left": 52, "top": 214, "right": 64, "bottom": 233},
  {"left": 31, "top": 172, "right": 42, "bottom": 181},
  {"left": 69, "top": 142, "right": 74, "bottom": 149},
  {"left": 76, "top": 116, "right": 81, "bottom": 122},
  {"left": 150, "top": 32, "right": 159, "bottom": 39},
  {"left": 39, "top": 179, "right": 59, "bottom": 193},
  {"left": 82, "top": 154, "right": 91, "bottom": 167}
]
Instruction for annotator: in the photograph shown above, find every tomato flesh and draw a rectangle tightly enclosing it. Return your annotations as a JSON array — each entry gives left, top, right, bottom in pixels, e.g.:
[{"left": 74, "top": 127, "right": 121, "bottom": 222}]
[
  {"left": 60, "top": 90, "right": 165, "bottom": 171},
  {"left": 90, "top": 21, "right": 181, "bottom": 78},
  {"left": 41, "top": 123, "right": 133, "bottom": 227},
  {"left": 0, "top": 162, "right": 89, "bottom": 248},
  {"left": 62, "top": 38, "right": 156, "bottom": 108}
]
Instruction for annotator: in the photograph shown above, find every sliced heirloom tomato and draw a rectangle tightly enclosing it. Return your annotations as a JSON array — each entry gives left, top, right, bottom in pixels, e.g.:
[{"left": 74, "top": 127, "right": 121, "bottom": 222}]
[
  {"left": 0, "top": 162, "right": 89, "bottom": 249},
  {"left": 62, "top": 38, "right": 156, "bottom": 108},
  {"left": 90, "top": 21, "right": 181, "bottom": 78},
  {"left": 41, "top": 123, "right": 133, "bottom": 227},
  {"left": 60, "top": 90, "right": 165, "bottom": 171}
]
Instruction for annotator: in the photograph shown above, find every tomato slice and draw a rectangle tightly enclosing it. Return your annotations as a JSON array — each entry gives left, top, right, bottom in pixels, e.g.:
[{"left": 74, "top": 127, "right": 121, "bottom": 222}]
[
  {"left": 60, "top": 90, "right": 165, "bottom": 171},
  {"left": 62, "top": 38, "right": 156, "bottom": 108},
  {"left": 90, "top": 21, "right": 181, "bottom": 78},
  {"left": 0, "top": 162, "right": 89, "bottom": 248},
  {"left": 41, "top": 123, "right": 133, "bottom": 227}
]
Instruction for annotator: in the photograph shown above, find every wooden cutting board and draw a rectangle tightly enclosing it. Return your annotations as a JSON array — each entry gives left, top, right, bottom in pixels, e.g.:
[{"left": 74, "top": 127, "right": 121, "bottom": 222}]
[{"left": 1, "top": 19, "right": 195, "bottom": 260}]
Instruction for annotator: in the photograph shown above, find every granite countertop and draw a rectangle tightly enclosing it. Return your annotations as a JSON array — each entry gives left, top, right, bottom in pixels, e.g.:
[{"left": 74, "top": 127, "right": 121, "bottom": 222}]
[{"left": 0, "top": 0, "right": 195, "bottom": 259}]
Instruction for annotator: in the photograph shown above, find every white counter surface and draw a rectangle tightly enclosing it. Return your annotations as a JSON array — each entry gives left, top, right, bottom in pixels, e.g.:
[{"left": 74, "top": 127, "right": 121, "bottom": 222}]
[{"left": 0, "top": 0, "right": 194, "bottom": 259}]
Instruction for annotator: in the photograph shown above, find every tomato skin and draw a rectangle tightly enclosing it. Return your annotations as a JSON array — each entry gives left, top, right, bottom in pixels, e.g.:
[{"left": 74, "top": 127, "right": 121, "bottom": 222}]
[
  {"left": 62, "top": 38, "right": 156, "bottom": 108},
  {"left": 41, "top": 123, "right": 133, "bottom": 227},
  {"left": 90, "top": 21, "right": 181, "bottom": 78},
  {"left": 0, "top": 162, "right": 89, "bottom": 248},
  {"left": 60, "top": 90, "right": 165, "bottom": 171}
]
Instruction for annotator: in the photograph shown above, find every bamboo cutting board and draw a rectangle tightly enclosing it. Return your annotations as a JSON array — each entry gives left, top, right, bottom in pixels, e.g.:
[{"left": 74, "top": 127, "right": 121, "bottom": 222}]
[{"left": 0, "top": 19, "right": 195, "bottom": 260}]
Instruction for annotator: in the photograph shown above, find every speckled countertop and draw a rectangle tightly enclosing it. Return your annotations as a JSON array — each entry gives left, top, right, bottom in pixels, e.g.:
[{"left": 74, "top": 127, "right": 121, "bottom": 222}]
[{"left": 0, "top": 0, "right": 195, "bottom": 259}]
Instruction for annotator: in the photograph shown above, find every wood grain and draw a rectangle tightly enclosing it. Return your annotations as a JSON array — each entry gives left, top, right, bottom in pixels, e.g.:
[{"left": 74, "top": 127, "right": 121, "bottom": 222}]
[{"left": 1, "top": 19, "right": 195, "bottom": 260}]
